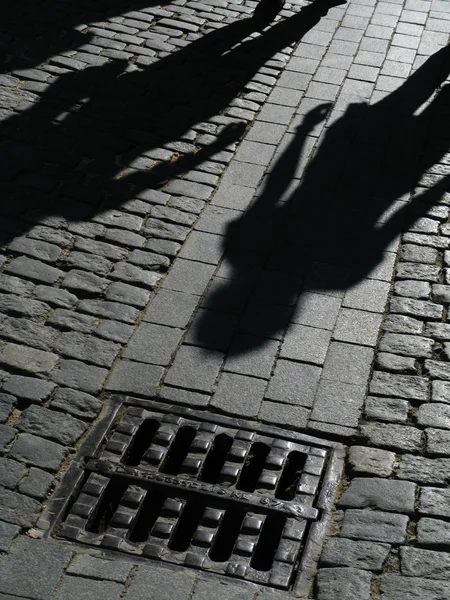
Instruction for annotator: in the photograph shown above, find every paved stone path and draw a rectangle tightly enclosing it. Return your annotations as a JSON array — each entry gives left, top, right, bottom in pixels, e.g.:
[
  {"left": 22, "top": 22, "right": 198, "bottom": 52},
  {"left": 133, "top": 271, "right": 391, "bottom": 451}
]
[{"left": 1, "top": 0, "right": 450, "bottom": 597}]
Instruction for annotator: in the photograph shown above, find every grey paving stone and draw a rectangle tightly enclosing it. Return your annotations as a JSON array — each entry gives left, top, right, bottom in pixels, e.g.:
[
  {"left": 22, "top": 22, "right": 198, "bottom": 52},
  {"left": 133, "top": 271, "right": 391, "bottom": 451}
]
[
  {"left": 361, "top": 423, "right": 422, "bottom": 452},
  {"left": 0, "top": 425, "right": 16, "bottom": 454},
  {"left": 0, "top": 521, "right": 20, "bottom": 552},
  {"left": 224, "top": 335, "right": 279, "bottom": 380},
  {"left": 280, "top": 324, "right": 331, "bottom": 365},
  {"left": 18, "top": 467, "right": 53, "bottom": 500},
  {"left": 0, "top": 316, "right": 57, "bottom": 351},
  {"left": 2, "top": 375, "right": 56, "bottom": 404},
  {"left": 5, "top": 256, "right": 63, "bottom": 284},
  {"left": 124, "top": 563, "right": 196, "bottom": 600},
  {"left": 316, "top": 567, "right": 371, "bottom": 600},
  {"left": 390, "top": 297, "right": 443, "bottom": 320},
  {"left": 365, "top": 397, "right": 410, "bottom": 423},
  {"left": 369, "top": 371, "right": 428, "bottom": 401},
  {"left": 51, "top": 359, "right": 108, "bottom": 395},
  {"left": 78, "top": 299, "right": 140, "bottom": 324},
  {"left": 401, "top": 244, "right": 438, "bottom": 264},
  {"left": 105, "top": 360, "right": 164, "bottom": 396},
  {"left": 348, "top": 446, "right": 396, "bottom": 477},
  {"left": 395, "top": 280, "right": 431, "bottom": 299},
  {"left": 111, "top": 263, "right": 161, "bottom": 289},
  {"left": 310, "top": 380, "right": 366, "bottom": 427},
  {"left": 48, "top": 309, "right": 97, "bottom": 333},
  {"left": 0, "top": 342, "right": 58, "bottom": 374},
  {"left": 211, "top": 372, "right": 266, "bottom": 418},
  {"left": 0, "top": 394, "right": 15, "bottom": 424},
  {"left": 17, "top": 405, "right": 86, "bottom": 446},
  {"left": 53, "top": 331, "right": 121, "bottom": 368},
  {"left": 158, "top": 385, "right": 210, "bottom": 407},
  {"left": 381, "top": 575, "right": 450, "bottom": 600},
  {"left": 192, "top": 578, "right": 256, "bottom": 600},
  {"left": 379, "top": 333, "right": 433, "bottom": 358},
  {"left": 401, "top": 546, "right": 450, "bottom": 579},
  {"left": 417, "top": 403, "right": 450, "bottom": 429},
  {"left": 308, "top": 420, "right": 357, "bottom": 437},
  {"left": 341, "top": 509, "right": 408, "bottom": 543},
  {"left": 165, "top": 345, "right": 224, "bottom": 393},
  {"left": 0, "top": 295, "right": 51, "bottom": 321},
  {"left": 333, "top": 309, "right": 383, "bottom": 346},
  {"left": 425, "top": 360, "right": 450, "bottom": 380},
  {"left": 161, "top": 258, "right": 215, "bottom": 295},
  {"left": 426, "top": 427, "right": 450, "bottom": 454},
  {"left": 432, "top": 284, "right": 450, "bottom": 304},
  {"left": 11, "top": 433, "right": 66, "bottom": 471},
  {"left": 247, "top": 121, "right": 286, "bottom": 145},
  {"left": 185, "top": 309, "right": 238, "bottom": 351},
  {"left": 75, "top": 237, "right": 127, "bottom": 260},
  {"left": 65, "top": 251, "right": 112, "bottom": 276},
  {"left": 291, "top": 292, "right": 342, "bottom": 330},
  {"left": 264, "top": 360, "right": 321, "bottom": 407},
  {"left": 67, "top": 554, "right": 132, "bottom": 582},
  {"left": 339, "top": 478, "right": 416, "bottom": 513},
  {"left": 124, "top": 323, "right": 183, "bottom": 366},
  {"left": 210, "top": 182, "right": 255, "bottom": 211},
  {"left": 106, "top": 282, "right": 151, "bottom": 308},
  {"left": 96, "top": 320, "right": 134, "bottom": 343},
  {"left": 61, "top": 269, "right": 108, "bottom": 295},
  {"left": 165, "top": 178, "right": 213, "bottom": 200},
  {"left": 397, "top": 455, "right": 450, "bottom": 485},
  {"left": 0, "top": 486, "right": 41, "bottom": 527},
  {"left": 417, "top": 518, "right": 450, "bottom": 546},
  {"left": 144, "top": 289, "right": 199, "bottom": 328},
  {"left": 53, "top": 575, "right": 123, "bottom": 600},
  {"left": 424, "top": 323, "right": 450, "bottom": 340},
  {"left": 0, "top": 457, "right": 26, "bottom": 489},
  {"left": 194, "top": 206, "right": 240, "bottom": 236},
  {"left": 343, "top": 279, "right": 390, "bottom": 313},
  {"left": 0, "top": 538, "right": 72, "bottom": 600},
  {"left": 34, "top": 286, "right": 77, "bottom": 309},
  {"left": 0, "top": 275, "right": 34, "bottom": 297},
  {"left": 383, "top": 314, "right": 423, "bottom": 334},
  {"left": 322, "top": 342, "right": 373, "bottom": 385},
  {"left": 51, "top": 388, "right": 102, "bottom": 420},
  {"left": 376, "top": 352, "right": 417, "bottom": 374},
  {"left": 259, "top": 400, "right": 309, "bottom": 429},
  {"left": 320, "top": 538, "right": 390, "bottom": 570},
  {"left": 420, "top": 486, "right": 450, "bottom": 518}
]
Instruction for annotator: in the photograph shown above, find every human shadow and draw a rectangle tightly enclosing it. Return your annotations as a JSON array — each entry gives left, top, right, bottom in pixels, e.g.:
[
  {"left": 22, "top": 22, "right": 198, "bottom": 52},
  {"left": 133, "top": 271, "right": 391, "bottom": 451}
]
[
  {"left": 1, "top": 0, "right": 177, "bottom": 72},
  {"left": 195, "top": 44, "right": 450, "bottom": 355},
  {"left": 0, "top": 0, "right": 345, "bottom": 245}
]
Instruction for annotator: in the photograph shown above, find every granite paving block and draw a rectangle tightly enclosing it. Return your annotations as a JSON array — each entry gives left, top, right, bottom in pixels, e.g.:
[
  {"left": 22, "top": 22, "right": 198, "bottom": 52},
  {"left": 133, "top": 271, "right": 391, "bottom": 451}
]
[
  {"left": 310, "top": 380, "right": 366, "bottom": 427},
  {"left": 280, "top": 324, "right": 331, "bottom": 365},
  {"left": 105, "top": 360, "right": 164, "bottom": 396},
  {"left": 124, "top": 322, "right": 183, "bottom": 365},
  {"left": 211, "top": 372, "right": 266, "bottom": 417},
  {"left": 322, "top": 342, "right": 373, "bottom": 385},
  {"left": 292, "top": 292, "right": 342, "bottom": 329},
  {"left": 333, "top": 309, "right": 383, "bottom": 346},
  {"left": 164, "top": 345, "right": 224, "bottom": 392},
  {"left": 264, "top": 359, "right": 321, "bottom": 407}
]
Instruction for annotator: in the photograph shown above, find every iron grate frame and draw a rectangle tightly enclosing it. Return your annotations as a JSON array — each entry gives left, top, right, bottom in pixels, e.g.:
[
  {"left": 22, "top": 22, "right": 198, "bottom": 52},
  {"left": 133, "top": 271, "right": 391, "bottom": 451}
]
[{"left": 39, "top": 395, "right": 345, "bottom": 596}]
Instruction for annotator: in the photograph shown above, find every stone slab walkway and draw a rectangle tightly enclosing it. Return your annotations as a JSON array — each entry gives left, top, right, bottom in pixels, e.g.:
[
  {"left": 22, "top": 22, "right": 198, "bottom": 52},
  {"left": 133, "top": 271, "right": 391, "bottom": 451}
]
[{"left": 1, "top": 0, "right": 450, "bottom": 597}]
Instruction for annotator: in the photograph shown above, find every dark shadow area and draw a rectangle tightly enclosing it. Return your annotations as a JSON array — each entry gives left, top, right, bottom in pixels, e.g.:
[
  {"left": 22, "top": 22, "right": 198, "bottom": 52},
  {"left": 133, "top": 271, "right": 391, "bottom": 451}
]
[
  {"left": 195, "top": 44, "right": 450, "bottom": 354},
  {"left": 0, "top": 0, "right": 345, "bottom": 245},
  {"left": 1, "top": 0, "right": 176, "bottom": 72}
]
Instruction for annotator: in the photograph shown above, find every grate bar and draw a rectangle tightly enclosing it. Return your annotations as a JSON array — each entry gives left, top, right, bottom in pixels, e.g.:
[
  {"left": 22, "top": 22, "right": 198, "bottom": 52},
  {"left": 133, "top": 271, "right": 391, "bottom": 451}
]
[{"left": 86, "top": 459, "right": 319, "bottom": 520}]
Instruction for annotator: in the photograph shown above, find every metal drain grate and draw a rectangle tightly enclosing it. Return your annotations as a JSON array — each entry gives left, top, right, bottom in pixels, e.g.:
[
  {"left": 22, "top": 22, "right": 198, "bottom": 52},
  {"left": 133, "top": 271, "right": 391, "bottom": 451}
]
[{"left": 52, "top": 399, "right": 343, "bottom": 592}]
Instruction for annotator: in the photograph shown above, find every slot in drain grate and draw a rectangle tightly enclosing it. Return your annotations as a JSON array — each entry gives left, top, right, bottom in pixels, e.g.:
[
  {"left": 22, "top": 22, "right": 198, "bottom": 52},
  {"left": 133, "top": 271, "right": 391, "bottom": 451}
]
[{"left": 53, "top": 400, "right": 343, "bottom": 592}]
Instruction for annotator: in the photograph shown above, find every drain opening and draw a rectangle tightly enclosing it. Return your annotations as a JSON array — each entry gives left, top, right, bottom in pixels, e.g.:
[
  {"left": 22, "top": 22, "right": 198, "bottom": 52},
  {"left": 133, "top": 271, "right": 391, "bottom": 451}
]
[
  {"left": 201, "top": 434, "right": 233, "bottom": 484},
  {"left": 128, "top": 489, "right": 166, "bottom": 542},
  {"left": 169, "top": 501, "right": 205, "bottom": 552},
  {"left": 161, "top": 426, "right": 197, "bottom": 475},
  {"left": 236, "top": 442, "right": 270, "bottom": 492},
  {"left": 86, "top": 479, "right": 128, "bottom": 534},
  {"left": 275, "top": 451, "right": 306, "bottom": 500},
  {"left": 124, "top": 419, "right": 160, "bottom": 466},
  {"left": 209, "top": 509, "right": 245, "bottom": 562},
  {"left": 250, "top": 515, "right": 286, "bottom": 572}
]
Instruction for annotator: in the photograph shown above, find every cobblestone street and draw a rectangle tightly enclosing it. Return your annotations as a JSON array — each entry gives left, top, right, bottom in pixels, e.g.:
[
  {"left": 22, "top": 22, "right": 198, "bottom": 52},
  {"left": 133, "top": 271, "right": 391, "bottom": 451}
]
[{"left": 1, "top": 0, "right": 450, "bottom": 597}]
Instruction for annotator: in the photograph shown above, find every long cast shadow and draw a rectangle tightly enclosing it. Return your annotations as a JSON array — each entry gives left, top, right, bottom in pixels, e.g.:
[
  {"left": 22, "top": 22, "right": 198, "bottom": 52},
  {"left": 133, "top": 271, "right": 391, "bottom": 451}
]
[
  {"left": 0, "top": 0, "right": 345, "bottom": 245},
  {"left": 195, "top": 44, "right": 450, "bottom": 354},
  {"left": 1, "top": 0, "right": 177, "bottom": 72}
]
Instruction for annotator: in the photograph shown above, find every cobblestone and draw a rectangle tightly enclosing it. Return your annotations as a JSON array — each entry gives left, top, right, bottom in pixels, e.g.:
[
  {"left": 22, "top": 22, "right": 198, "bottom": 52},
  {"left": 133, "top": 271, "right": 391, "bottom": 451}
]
[
  {"left": 339, "top": 478, "right": 416, "bottom": 513},
  {"left": 320, "top": 538, "right": 390, "bottom": 570},
  {"left": 341, "top": 509, "right": 409, "bottom": 543}
]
